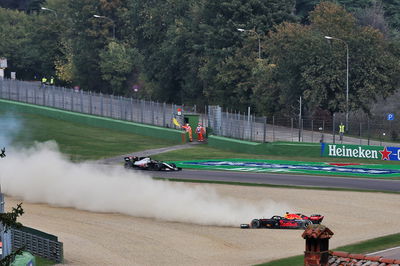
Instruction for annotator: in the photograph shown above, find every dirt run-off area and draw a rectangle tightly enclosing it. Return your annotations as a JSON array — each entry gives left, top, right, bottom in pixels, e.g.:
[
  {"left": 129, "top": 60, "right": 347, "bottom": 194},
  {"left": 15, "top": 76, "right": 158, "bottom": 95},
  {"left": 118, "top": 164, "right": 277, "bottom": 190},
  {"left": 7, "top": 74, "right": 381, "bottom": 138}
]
[{"left": 7, "top": 184, "right": 400, "bottom": 266}]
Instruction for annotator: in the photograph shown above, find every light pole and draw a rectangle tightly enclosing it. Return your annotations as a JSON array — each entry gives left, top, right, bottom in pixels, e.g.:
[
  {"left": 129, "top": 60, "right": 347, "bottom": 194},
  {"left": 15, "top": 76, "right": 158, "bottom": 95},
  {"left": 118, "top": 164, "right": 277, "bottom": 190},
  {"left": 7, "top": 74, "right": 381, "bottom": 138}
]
[
  {"left": 41, "top": 7, "right": 58, "bottom": 18},
  {"left": 325, "top": 35, "right": 349, "bottom": 131},
  {"left": 237, "top": 28, "right": 261, "bottom": 59},
  {"left": 93, "top": 15, "right": 116, "bottom": 39}
]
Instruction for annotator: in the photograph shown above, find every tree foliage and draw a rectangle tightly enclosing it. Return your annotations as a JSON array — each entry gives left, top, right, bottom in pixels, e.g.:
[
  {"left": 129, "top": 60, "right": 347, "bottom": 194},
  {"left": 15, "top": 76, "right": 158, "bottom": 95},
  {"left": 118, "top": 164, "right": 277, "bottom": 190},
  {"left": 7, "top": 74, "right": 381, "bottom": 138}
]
[
  {"left": 1, "top": 0, "right": 400, "bottom": 116},
  {"left": 264, "top": 2, "right": 400, "bottom": 116}
]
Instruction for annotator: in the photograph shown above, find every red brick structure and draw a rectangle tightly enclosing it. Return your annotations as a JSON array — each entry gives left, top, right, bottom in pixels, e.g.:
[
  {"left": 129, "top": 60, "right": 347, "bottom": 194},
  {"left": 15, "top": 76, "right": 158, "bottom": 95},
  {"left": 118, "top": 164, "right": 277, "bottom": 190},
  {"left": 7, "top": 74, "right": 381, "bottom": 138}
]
[
  {"left": 328, "top": 251, "right": 400, "bottom": 265},
  {"left": 301, "top": 226, "right": 400, "bottom": 265},
  {"left": 302, "top": 224, "right": 334, "bottom": 266}
]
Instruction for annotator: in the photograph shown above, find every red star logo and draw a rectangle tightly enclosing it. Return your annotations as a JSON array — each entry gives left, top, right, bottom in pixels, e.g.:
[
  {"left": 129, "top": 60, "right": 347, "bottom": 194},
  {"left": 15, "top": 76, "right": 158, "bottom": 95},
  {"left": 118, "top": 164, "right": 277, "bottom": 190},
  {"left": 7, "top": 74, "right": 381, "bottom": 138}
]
[{"left": 379, "top": 147, "right": 392, "bottom": 160}]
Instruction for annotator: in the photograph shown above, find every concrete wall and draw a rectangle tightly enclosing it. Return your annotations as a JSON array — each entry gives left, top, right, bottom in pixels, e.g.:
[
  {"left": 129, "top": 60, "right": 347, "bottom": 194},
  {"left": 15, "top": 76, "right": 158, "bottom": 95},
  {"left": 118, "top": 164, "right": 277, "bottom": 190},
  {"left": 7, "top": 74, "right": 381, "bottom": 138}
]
[{"left": 0, "top": 99, "right": 183, "bottom": 142}]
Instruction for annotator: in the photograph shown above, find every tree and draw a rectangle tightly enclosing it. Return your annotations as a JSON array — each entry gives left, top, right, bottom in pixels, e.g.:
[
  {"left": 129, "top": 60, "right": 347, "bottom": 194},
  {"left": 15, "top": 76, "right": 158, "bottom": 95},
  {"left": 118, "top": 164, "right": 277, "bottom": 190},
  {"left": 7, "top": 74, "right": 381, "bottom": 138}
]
[
  {"left": 0, "top": 7, "right": 62, "bottom": 80},
  {"left": 354, "top": 1, "right": 388, "bottom": 35},
  {"left": 99, "top": 42, "right": 140, "bottom": 95},
  {"left": 194, "top": 0, "right": 296, "bottom": 110},
  {"left": 0, "top": 0, "right": 45, "bottom": 12},
  {"left": 264, "top": 1, "right": 400, "bottom": 116},
  {"left": 382, "top": 0, "right": 400, "bottom": 33}
]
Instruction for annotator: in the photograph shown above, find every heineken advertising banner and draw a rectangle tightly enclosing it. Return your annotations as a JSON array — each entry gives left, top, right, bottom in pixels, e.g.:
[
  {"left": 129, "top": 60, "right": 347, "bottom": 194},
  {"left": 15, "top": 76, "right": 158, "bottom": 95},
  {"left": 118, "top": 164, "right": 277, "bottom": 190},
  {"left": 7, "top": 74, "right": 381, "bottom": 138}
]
[{"left": 321, "top": 143, "right": 400, "bottom": 161}]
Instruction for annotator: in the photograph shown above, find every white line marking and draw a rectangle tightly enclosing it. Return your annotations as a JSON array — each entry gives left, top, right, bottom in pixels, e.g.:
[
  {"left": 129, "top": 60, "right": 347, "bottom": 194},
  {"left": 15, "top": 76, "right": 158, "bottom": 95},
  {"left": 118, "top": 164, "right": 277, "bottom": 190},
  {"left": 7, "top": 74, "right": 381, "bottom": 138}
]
[{"left": 367, "top": 246, "right": 400, "bottom": 256}]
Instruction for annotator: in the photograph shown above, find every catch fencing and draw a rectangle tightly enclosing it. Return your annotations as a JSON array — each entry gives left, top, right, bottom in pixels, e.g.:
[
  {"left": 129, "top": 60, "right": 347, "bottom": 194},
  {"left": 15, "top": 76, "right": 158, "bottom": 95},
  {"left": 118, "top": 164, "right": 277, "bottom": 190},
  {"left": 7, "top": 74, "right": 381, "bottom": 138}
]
[
  {"left": 0, "top": 79, "right": 201, "bottom": 129},
  {"left": 208, "top": 106, "right": 400, "bottom": 146},
  {"left": 11, "top": 226, "right": 63, "bottom": 263},
  {"left": 1, "top": 79, "right": 399, "bottom": 146}
]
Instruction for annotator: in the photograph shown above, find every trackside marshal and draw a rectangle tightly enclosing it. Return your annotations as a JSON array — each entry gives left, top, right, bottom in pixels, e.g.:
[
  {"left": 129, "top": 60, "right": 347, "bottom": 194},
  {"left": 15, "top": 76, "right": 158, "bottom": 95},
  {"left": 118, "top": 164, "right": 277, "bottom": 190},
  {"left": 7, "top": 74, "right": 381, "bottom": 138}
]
[{"left": 321, "top": 143, "right": 400, "bottom": 161}]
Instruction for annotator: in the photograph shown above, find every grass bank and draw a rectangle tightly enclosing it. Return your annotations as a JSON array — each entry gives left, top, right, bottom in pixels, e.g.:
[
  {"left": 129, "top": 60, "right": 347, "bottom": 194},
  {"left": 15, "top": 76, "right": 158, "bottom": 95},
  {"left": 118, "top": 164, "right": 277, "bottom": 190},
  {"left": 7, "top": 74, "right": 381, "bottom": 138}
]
[{"left": 4, "top": 112, "right": 179, "bottom": 161}]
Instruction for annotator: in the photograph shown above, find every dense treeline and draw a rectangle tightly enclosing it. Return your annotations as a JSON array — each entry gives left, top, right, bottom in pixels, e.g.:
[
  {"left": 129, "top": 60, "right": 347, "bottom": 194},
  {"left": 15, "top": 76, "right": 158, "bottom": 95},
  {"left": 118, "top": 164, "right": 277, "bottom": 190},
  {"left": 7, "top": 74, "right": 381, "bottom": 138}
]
[{"left": 1, "top": 0, "right": 400, "bottom": 117}]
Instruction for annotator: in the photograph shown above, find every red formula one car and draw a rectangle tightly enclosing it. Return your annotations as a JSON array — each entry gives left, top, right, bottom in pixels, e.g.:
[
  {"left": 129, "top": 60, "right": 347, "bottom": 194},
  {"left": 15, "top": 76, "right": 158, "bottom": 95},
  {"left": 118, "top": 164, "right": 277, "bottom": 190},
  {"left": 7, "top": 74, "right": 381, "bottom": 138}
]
[
  {"left": 284, "top": 212, "right": 324, "bottom": 224},
  {"left": 240, "top": 213, "right": 323, "bottom": 229}
]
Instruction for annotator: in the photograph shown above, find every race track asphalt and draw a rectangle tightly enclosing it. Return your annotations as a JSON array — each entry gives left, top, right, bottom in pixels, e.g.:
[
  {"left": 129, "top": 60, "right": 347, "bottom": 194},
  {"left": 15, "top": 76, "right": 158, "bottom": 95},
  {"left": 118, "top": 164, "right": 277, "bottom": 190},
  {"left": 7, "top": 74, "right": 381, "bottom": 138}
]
[{"left": 151, "top": 169, "right": 400, "bottom": 192}]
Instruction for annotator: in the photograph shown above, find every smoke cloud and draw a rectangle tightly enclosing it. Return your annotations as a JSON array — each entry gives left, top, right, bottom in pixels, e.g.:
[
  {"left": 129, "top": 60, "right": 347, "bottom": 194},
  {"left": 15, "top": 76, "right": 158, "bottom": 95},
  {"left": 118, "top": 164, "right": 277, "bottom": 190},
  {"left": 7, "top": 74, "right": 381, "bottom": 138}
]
[
  {"left": 1, "top": 142, "right": 292, "bottom": 226},
  {"left": 0, "top": 112, "right": 22, "bottom": 148},
  {"left": 0, "top": 114, "right": 291, "bottom": 227}
]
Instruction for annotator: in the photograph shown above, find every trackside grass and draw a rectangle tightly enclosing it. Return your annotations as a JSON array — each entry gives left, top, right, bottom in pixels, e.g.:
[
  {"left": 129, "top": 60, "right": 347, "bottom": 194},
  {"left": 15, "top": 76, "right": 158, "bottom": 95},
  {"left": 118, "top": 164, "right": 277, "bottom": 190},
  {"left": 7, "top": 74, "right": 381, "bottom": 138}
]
[
  {"left": 152, "top": 145, "right": 400, "bottom": 165},
  {"left": 5, "top": 112, "right": 180, "bottom": 161},
  {"left": 4, "top": 111, "right": 400, "bottom": 165},
  {"left": 256, "top": 233, "right": 400, "bottom": 266},
  {"left": 35, "top": 256, "right": 55, "bottom": 265}
]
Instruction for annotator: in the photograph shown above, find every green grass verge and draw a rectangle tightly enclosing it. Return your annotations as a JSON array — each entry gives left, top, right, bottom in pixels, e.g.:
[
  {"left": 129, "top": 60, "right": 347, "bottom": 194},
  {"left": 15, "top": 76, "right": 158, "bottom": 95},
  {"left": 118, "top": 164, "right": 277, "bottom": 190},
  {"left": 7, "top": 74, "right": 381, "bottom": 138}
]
[
  {"left": 6, "top": 112, "right": 179, "bottom": 161},
  {"left": 4, "top": 111, "right": 399, "bottom": 165},
  {"left": 151, "top": 145, "right": 400, "bottom": 165},
  {"left": 257, "top": 233, "right": 400, "bottom": 266},
  {"left": 35, "top": 256, "right": 55, "bottom": 265}
]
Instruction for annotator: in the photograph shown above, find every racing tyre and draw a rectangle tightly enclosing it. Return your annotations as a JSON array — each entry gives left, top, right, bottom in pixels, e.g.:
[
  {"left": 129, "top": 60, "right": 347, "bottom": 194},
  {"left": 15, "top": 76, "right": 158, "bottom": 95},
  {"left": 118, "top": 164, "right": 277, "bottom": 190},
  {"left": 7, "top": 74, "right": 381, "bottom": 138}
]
[
  {"left": 149, "top": 163, "right": 162, "bottom": 171},
  {"left": 251, "top": 219, "right": 261, "bottom": 229},
  {"left": 303, "top": 221, "right": 312, "bottom": 229}
]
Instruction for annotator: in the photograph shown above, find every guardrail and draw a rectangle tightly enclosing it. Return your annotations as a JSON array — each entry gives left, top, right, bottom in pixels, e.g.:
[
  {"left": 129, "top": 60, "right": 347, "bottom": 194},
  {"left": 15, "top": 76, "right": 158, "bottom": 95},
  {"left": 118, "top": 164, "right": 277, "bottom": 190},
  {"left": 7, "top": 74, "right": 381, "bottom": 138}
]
[
  {"left": 11, "top": 227, "right": 63, "bottom": 263},
  {"left": 1, "top": 79, "right": 399, "bottom": 145}
]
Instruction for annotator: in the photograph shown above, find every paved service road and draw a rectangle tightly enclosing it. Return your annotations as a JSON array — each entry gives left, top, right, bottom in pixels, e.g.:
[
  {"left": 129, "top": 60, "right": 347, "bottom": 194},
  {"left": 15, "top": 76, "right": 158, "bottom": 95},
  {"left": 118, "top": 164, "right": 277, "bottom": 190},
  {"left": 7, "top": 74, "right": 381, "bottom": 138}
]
[
  {"left": 152, "top": 169, "right": 400, "bottom": 192},
  {"left": 368, "top": 246, "right": 400, "bottom": 260}
]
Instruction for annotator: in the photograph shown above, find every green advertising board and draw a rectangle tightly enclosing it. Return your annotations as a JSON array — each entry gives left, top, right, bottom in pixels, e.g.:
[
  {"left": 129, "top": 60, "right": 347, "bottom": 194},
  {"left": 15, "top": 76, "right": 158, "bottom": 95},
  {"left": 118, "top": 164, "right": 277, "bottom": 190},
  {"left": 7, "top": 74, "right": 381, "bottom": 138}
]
[{"left": 321, "top": 143, "right": 399, "bottom": 161}]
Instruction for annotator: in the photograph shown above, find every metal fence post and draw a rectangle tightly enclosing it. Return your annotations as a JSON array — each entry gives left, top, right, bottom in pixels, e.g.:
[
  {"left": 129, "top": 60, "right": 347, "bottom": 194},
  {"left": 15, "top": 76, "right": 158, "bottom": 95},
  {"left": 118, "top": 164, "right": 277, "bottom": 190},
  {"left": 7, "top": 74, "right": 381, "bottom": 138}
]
[
  {"left": 43, "top": 87, "right": 46, "bottom": 106},
  {"left": 263, "top": 117, "right": 267, "bottom": 143},
  {"left": 367, "top": 118, "right": 370, "bottom": 145},
  {"left": 332, "top": 114, "right": 336, "bottom": 144},
  {"left": 16, "top": 80, "right": 20, "bottom": 101},
  {"left": 25, "top": 84, "right": 28, "bottom": 103},
  {"left": 247, "top": 107, "right": 251, "bottom": 140},
  {"left": 163, "top": 102, "right": 166, "bottom": 127},
  {"left": 141, "top": 100, "right": 144, "bottom": 123},
  {"left": 298, "top": 118, "right": 301, "bottom": 142},
  {"left": 291, "top": 118, "right": 293, "bottom": 142},
  {"left": 80, "top": 90, "right": 83, "bottom": 113},
  {"left": 130, "top": 98, "right": 133, "bottom": 121},
  {"left": 89, "top": 91, "right": 92, "bottom": 114},
  {"left": 272, "top": 116, "right": 275, "bottom": 142},
  {"left": 250, "top": 115, "right": 253, "bottom": 141},
  {"left": 110, "top": 95, "right": 113, "bottom": 118},
  {"left": 71, "top": 89, "right": 74, "bottom": 111},
  {"left": 119, "top": 96, "right": 123, "bottom": 120},
  {"left": 52, "top": 87, "right": 55, "bottom": 107},
  {"left": 311, "top": 120, "right": 314, "bottom": 143},
  {"left": 61, "top": 88, "right": 64, "bottom": 109},
  {"left": 152, "top": 101, "right": 155, "bottom": 125},
  {"left": 33, "top": 88, "right": 37, "bottom": 104},
  {"left": 100, "top": 93, "right": 103, "bottom": 116},
  {"left": 7, "top": 80, "right": 11, "bottom": 99}
]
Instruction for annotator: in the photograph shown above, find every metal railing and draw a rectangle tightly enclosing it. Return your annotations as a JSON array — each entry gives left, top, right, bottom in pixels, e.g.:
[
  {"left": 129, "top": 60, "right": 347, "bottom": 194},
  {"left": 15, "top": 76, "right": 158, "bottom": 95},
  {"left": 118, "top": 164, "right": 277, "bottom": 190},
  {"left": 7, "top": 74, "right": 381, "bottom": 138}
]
[
  {"left": 11, "top": 227, "right": 63, "bottom": 263},
  {"left": 1, "top": 79, "right": 399, "bottom": 146},
  {"left": 0, "top": 79, "right": 199, "bottom": 129}
]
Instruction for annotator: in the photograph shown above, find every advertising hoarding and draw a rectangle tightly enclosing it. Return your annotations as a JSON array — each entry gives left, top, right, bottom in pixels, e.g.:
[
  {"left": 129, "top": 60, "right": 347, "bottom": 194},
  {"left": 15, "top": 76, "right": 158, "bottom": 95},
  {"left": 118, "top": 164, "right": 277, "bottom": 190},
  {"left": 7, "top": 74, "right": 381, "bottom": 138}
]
[{"left": 321, "top": 143, "right": 400, "bottom": 161}]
